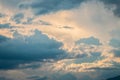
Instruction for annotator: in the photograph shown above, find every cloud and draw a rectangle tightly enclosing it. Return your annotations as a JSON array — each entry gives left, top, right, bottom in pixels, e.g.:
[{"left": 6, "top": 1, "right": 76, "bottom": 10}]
[
  {"left": 0, "top": 0, "right": 120, "bottom": 80},
  {"left": 88, "top": 67, "right": 119, "bottom": 71},
  {"left": 37, "top": 0, "right": 120, "bottom": 52},
  {"left": 51, "top": 58, "right": 118, "bottom": 73},
  {"left": 112, "top": 50, "right": 120, "bottom": 57},
  {"left": 39, "top": 20, "right": 52, "bottom": 26},
  {"left": 0, "top": 0, "right": 25, "bottom": 9},
  {"left": 76, "top": 36, "right": 102, "bottom": 45},
  {"left": 0, "top": 30, "right": 65, "bottom": 70},
  {"left": 11, "top": 13, "right": 24, "bottom": 24},
  {"left": 109, "top": 38, "right": 120, "bottom": 48},
  {"left": 0, "top": 23, "right": 11, "bottom": 29},
  {"left": 101, "top": 0, "right": 120, "bottom": 17},
  {"left": 58, "top": 26, "right": 73, "bottom": 29},
  {"left": 19, "top": 0, "right": 86, "bottom": 15},
  {"left": 106, "top": 75, "right": 120, "bottom": 80}
]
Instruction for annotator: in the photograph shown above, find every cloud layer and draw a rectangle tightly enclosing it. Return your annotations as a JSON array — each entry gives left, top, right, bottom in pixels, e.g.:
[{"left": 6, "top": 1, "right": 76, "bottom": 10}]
[
  {"left": 0, "top": 30, "right": 65, "bottom": 70},
  {"left": 0, "top": 0, "right": 120, "bottom": 80}
]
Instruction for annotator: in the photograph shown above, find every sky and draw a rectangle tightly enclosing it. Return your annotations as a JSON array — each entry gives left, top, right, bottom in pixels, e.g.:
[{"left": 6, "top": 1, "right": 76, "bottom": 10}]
[{"left": 0, "top": 0, "right": 120, "bottom": 80}]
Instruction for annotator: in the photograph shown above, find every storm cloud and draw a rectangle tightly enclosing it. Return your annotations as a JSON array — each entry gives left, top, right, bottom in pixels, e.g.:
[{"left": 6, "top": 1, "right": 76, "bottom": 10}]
[{"left": 0, "top": 30, "right": 65, "bottom": 70}]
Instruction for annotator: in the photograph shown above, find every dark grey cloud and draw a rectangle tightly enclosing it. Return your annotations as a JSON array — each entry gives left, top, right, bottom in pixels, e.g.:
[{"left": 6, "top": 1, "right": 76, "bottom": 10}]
[
  {"left": 0, "top": 30, "right": 66, "bottom": 70},
  {"left": 88, "top": 67, "right": 119, "bottom": 71},
  {"left": 90, "top": 52, "right": 101, "bottom": 57},
  {"left": 11, "top": 13, "right": 52, "bottom": 25},
  {"left": 112, "top": 50, "right": 120, "bottom": 57},
  {"left": 106, "top": 75, "right": 120, "bottom": 80},
  {"left": 0, "top": 23, "right": 11, "bottom": 29},
  {"left": 76, "top": 36, "right": 102, "bottom": 45},
  {"left": 109, "top": 38, "right": 120, "bottom": 48},
  {"left": 101, "top": 0, "right": 120, "bottom": 17},
  {"left": 22, "top": 17, "right": 34, "bottom": 25},
  {"left": 62, "top": 26, "right": 73, "bottom": 29},
  {"left": 58, "top": 26, "right": 73, "bottom": 29},
  {"left": 19, "top": 0, "right": 85, "bottom": 15},
  {"left": 11, "top": 13, "right": 24, "bottom": 24},
  {"left": 39, "top": 20, "right": 52, "bottom": 26}
]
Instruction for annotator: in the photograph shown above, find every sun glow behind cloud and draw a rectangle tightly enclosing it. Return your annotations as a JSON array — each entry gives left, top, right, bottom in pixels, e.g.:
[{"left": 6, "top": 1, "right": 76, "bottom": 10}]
[{"left": 0, "top": 0, "right": 120, "bottom": 80}]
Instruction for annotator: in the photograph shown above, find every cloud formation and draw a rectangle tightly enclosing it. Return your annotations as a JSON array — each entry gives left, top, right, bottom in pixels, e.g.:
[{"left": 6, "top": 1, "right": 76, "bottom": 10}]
[
  {"left": 109, "top": 38, "right": 120, "bottom": 48},
  {"left": 0, "top": 23, "right": 11, "bottom": 29},
  {"left": 11, "top": 13, "right": 24, "bottom": 24},
  {"left": 0, "top": 0, "right": 120, "bottom": 80},
  {"left": 76, "top": 36, "right": 102, "bottom": 45},
  {"left": 19, "top": 0, "right": 86, "bottom": 15},
  {"left": 101, "top": 0, "right": 120, "bottom": 17},
  {"left": 0, "top": 30, "right": 65, "bottom": 70}
]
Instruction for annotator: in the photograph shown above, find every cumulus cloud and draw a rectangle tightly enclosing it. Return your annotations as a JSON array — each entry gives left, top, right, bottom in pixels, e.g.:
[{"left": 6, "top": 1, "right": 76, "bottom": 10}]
[
  {"left": 36, "top": 0, "right": 120, "bottom": 52},
  {"left": 0, "top": 30, "right": 65, "bottom": 70},
  {"left": 0, "top": 0, "right": 120, "bottom": 80}
]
